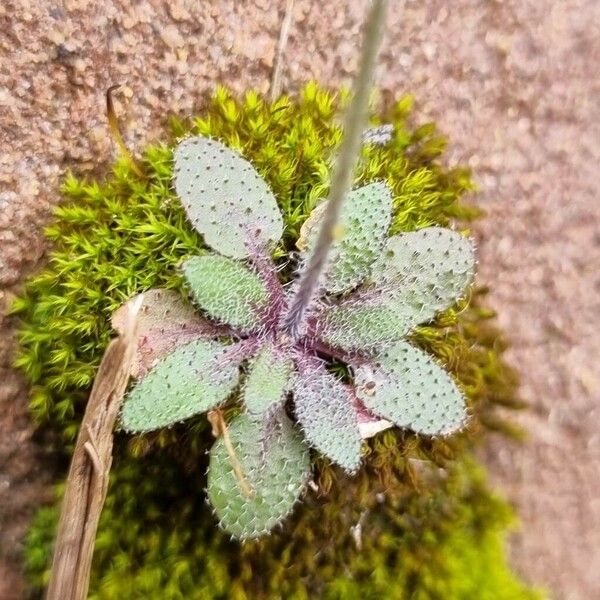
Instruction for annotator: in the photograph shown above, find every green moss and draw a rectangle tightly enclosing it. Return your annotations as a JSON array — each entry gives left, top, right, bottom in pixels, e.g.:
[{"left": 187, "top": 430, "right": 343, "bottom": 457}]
[
  {"left": 27, "top": 458, "right": 542, "bottom": 600},
  {"left": 15, "top": 84, "right": 540, "bottom": 598}
]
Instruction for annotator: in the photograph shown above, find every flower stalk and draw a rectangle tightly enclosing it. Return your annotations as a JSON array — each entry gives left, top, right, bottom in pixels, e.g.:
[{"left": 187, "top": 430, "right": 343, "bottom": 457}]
[{"left": 283, "top": 0, "right": 389, "bottom": 338}]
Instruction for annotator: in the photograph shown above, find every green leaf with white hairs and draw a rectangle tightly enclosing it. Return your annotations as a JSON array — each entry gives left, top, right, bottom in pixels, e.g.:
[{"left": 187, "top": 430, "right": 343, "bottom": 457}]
[
  {"left": 354, "top": 341, "right": 467, "bottom": 435},
  {"left": 207, "top": 411, "right": 310, "bottom": 540},
  {"left": 173, "top": 136, "right": 283, "bottom": 258},
  {"left": 243, "top": 343, "right": 293, "bottom": 414},
  {"left": 369, "top": 226, "right": 476, "bottom": 318},
  {"left": 317, "top": 296, "right": 413, "bottom": 352},
  {"left": 298, "top": 182, "right": 393, "bottom": 294},
  {"left": 293, "top": 361, "right": 362, "bottom": 473},
  {"left": 121, "top": 339, "right": 240, "bottom": 433},
  {"left": 316, "top": 226, "right": 476, "bottom": 352},
  {"left": 183, "top": 255, "right": 269, "bottom": 331}
]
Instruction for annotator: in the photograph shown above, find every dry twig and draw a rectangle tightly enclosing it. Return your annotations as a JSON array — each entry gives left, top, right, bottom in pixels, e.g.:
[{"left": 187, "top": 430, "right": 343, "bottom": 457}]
[
  {"left": 208, "top": 409, "right": 254, "bottom": 499},
  {"left": 270, "top": 0, "right": 295, "bottom": 103},
  {"left": 106, "top": 85, "right": 144, "bottom": 178},
  {"left": 46, "top": 300, "right": 140, "bottom": 600}
]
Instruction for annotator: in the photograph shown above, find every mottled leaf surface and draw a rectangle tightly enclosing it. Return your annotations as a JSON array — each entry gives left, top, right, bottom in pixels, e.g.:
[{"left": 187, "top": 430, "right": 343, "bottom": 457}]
[
  {"left": 317, "top": 294, "right": 413, "bottom": 352},
  {"left": 207, "top": 411, "right": 310, "bottom": 540},
  {"left": 298, "top": 182, "right": 392, "bottom": 294},
  {"left": 243, "top": 343, "right": 292, "bottom": 414},
  {"left": 111, "top": 288, "right": 224, "bottom": 378},
  {"left": 293, "top": 359, "right": 362, "bottom": 472},
  {"left": 354, "top": 341, "right": 467, "bottom": 435},
  {"left": 173, "top": 136, "right": 283, "bottom": 258},
  {"left": 317, "top": 227, "right": 475, "bottom": 351},
  {"left": 369, "top": 226, "right": 475, "bottom": 321},
  {"left": 183, "top": 255, "right": 269, "bottom": 331},
  {"left": 121, "top": 338, "right": 239, "bottom": 432}
]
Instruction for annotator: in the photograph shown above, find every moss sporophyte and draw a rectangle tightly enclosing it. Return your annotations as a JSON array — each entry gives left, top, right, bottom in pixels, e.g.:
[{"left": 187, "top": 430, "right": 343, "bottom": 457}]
[{"left": 112, "top": 134, "right": 476, "bottom": 540}]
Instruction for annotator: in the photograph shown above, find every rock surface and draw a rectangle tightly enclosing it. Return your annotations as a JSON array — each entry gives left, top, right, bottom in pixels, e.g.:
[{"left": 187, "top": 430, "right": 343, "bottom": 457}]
[{"left": 1, "top": 1, "right": 599, "bottom": 598}]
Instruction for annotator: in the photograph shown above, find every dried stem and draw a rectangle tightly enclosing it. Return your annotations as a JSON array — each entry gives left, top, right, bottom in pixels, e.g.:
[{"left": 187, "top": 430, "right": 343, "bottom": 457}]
[
  {"left": 46, "top": 298, "right": 140, "bottom": 600},
  {"left": 270, "top": 0, "right": 295, "bottom": 103},
  {"left": 283, "top": 0, "right": 388, "bottom": 338},
  {"left": 208, "top": 409, "right": 254, "bottom": 499},
  {"left": 106, "top": 85, "right": 144, "bottom": 178}
]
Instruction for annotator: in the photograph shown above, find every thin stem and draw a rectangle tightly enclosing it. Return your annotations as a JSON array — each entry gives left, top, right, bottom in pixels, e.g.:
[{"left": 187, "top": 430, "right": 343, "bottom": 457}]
[
  {"left": 283, "top": 0, "right": 388, "bottom": 338},
  {"left": 106, "top": 85, "right": 145, "bottom": 178},
  {"left": 270, "top": 0, "right": 295, "bottom": 103},
  {"left": 208, "top": 409, "right": 254, "bottom": 499}
]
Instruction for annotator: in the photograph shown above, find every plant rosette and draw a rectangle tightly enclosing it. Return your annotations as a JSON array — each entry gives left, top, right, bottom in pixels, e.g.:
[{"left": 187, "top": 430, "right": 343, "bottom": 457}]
[{"left": 111, "top": 134, "right": 476, "bottom": 540}]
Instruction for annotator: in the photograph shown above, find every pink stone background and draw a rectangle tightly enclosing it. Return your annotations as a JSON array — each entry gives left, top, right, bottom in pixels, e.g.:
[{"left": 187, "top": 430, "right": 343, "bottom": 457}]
[{"left": 1, "top": 1, "right": 599, "bottom": 598}]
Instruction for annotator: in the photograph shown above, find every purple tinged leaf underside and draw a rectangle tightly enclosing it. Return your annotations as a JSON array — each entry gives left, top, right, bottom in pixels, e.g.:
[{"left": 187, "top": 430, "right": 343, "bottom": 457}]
[
  {"left": 111, "top": 289, "right": 232, "bottom": 377},
  {"left": 293, "top": 356, "right": 362, "bottom": 473}
]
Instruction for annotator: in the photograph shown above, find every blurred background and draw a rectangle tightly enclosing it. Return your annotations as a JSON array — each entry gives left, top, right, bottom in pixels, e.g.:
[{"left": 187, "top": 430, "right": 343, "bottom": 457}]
[{"left": 1, "top": 1, "right": 598, "bottom": 598}]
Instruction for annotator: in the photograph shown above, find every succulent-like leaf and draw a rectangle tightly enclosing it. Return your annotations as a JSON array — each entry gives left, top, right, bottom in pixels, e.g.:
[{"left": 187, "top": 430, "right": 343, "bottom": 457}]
[
  {"left": 111, "top": 288, "right": 227, "bottom": 377},
  {"left": 207, "top": 410, "right": 310, "bottom": 540},
  {"left": 316, "top": 227, "right": 475, "bottom": 352},
  {"left": 173, "top": 136, "right": 283, "bottom": 258},
  {"left": 243, "top": 343, "right": 292, "bottom": 415},
  {"left": 316, "top": 294, "right": 413, "bottom": 352},
  {"left": 369, "top": 226, "right": 476, "bottom": 319},
  {"left": 298, "top": 182, "right": 393, "bottom": 294},
  {"left": 354, "top": 341, "right": 467, "bottom": 435},
  {"left": 293, "top": 358, "right": 362, "bottom": 473},
  {"left": 121, "top": 339, "right": 240, "bottom": 432},
  {"left": 183, "top": 255, "right": 269, "bottom": 331}
]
